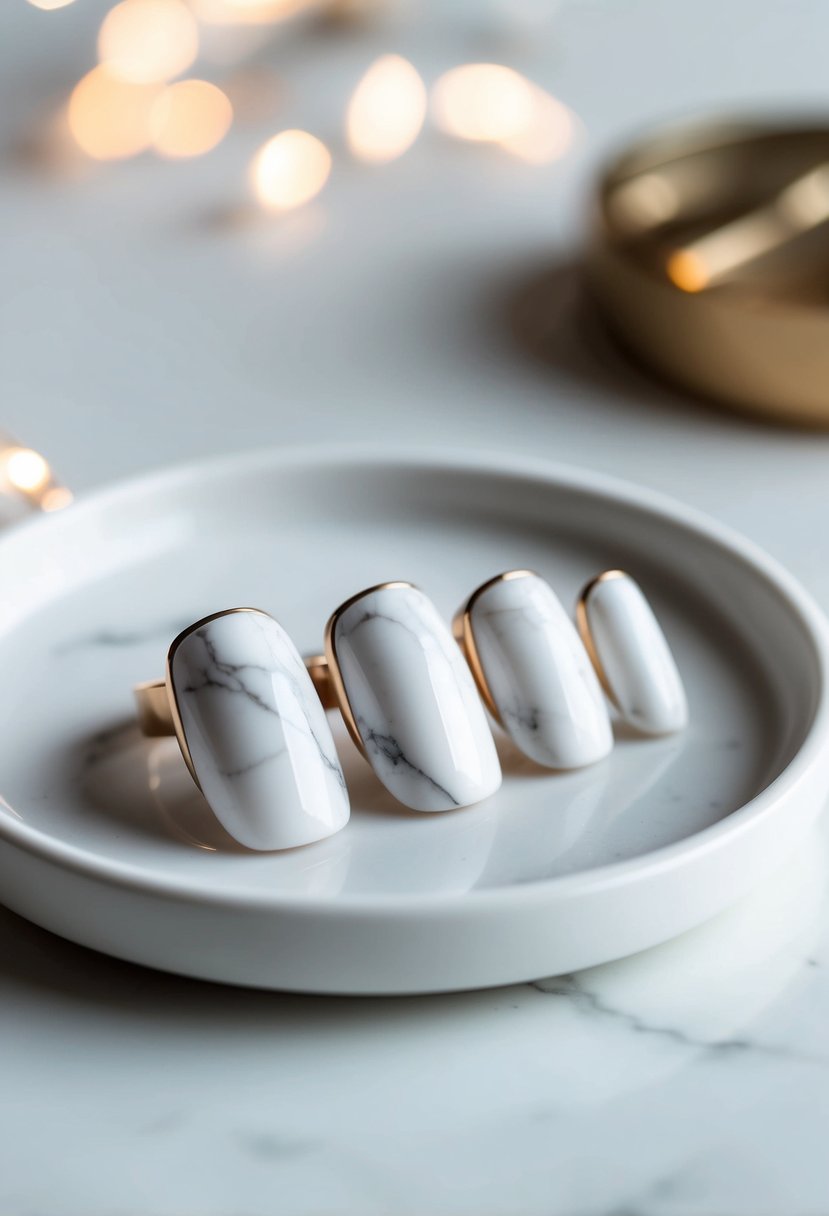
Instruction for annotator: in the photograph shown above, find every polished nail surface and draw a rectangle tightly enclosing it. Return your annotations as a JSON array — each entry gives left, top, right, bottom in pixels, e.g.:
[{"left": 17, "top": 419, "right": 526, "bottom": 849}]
[
  {"left": 330, "top": 583, "right": 501, "bottom": 811},
  {"left": 170, "top": 609, "right": 349, "bottom": 850},
  {"left": 580, "top": 572, "right": 688, "bottom": 735},
  {"left": 466, "top": 571, "right": 613, "bottom": 768}
]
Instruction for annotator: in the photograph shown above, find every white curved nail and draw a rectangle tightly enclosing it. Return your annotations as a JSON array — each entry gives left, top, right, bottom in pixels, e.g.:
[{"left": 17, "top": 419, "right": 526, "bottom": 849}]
[
  {"left": 170, "top": 609, "right": 350, "bottom": 851},
  {"left": 466, "top": 571, "right": 613, "bottom": 768},
  {"left": 330, "top": 583, "right": 501, "bottom": 812},
  {"left": 580, "top": 572, "right": 688, "bottom": 736}
]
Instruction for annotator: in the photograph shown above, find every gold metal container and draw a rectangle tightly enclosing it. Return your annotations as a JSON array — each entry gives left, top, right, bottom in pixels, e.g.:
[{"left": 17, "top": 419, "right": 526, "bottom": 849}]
[{"left": 588, "top": 118, "right": 829, "bottom": 426}]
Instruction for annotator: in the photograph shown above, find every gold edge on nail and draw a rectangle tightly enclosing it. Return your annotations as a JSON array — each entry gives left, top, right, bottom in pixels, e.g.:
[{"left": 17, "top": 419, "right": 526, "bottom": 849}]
[
  {"left": 165, "top": 606, "right": 272, "bottom": 791},
  {"left": 453, "top": 570, "right": 539, "bottom": 725},
  {"left": 133, "top": 679, "right": 174, "bottom": 738},
  {"left": 575, "top": 570, "right": 628, "bottom": 707},
  {"left": 323, "top": 580, "right": 415, "bottom": 762},
  {"left": 305, "top": 653, "right": 339, "bottom": 710}
]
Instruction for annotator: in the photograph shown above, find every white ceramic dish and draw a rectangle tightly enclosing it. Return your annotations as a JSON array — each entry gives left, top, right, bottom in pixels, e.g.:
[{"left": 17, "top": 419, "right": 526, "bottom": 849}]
[{"left": 0, "top": 447, "right": 826, "bottom": 994}]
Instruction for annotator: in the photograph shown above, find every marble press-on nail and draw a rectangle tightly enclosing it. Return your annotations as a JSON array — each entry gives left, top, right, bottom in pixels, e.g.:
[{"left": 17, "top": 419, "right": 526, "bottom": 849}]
[
  {"left": 578, "top": 571, "right": 688, "bottom": 736},
  {"left": 328, "top": 582, "right": 502, "bottom": 812},
  {"left": 462, "top": 571, "right": 613, "bottom": 768},
  {"left": 169, "top": 609, "right": 350, "bottom": 851}
]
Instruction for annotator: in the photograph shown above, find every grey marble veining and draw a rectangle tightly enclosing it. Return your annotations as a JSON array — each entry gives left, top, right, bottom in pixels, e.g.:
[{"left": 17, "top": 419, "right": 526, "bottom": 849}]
[
  {"left": 332, "top": 584, "right": 501, "bottom": 811},
  {"left": 171, "top": 610, "right": 349, "bottom": 850},
  {"left": 468, "top": 571, "right": 613, "bottom": 768}
]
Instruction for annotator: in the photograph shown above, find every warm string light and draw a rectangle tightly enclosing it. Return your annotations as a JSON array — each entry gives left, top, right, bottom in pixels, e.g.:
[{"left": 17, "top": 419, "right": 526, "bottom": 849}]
[
  {"left": 500, "top": 88, "right": 573, "bottom": 164},
  {"left": 189, "top": 0, "right": 320, "bottom": 24},
  {"left": 0, "top": 447, "right": 73, "bottom": 512},
  {"left": 251, "top": 130, "right": 332, "bottom": 210},
  {"left": 432, "top": 63, "right": 574, "bottom": 164},
  {"left": 4, "top": 449, "right": 49, "bottom": 494},
  {"left": 68, "top": 69, "right": 233, "bottom": 161},
  {"left": 150, "top": 80, "right": 233, "bottom": 157},
  {"left": 432, "top": 64, "right": 534, "bottom": 143},
  {"left": 68, "top": 67, "right": 163, "bottom": 160},
  {"left": 41, "top": 487, "right": 75, "bottom": 512},
  {"left": 346, "top": 55, "right": 426, "bottom": 163},
  {"left": 62, "top": 1, "right": 575, "bottom": 193},
  {"left": 97, "top": 0, "right": 199, "bottom": 84}
]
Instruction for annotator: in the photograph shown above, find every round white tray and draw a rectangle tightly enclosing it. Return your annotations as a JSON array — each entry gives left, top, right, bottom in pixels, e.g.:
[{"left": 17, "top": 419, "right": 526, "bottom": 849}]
[{"left": 0, "top": 447, "right": 826, "bottom": 994}]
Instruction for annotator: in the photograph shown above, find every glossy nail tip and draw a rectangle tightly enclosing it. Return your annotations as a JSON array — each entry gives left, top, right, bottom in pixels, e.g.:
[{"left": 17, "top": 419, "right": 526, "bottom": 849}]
[
  {"left": 331, "top": 584, "right": 501, "bottom": 812},
  {"left": 581, "top": 572, "right": 688, "bottom": 736},
  {"left": 467, "top": 572, "right": 613, "bottom": 768},
  {"left": 170, "top": 610, "right": 349, "bottom": 850}
]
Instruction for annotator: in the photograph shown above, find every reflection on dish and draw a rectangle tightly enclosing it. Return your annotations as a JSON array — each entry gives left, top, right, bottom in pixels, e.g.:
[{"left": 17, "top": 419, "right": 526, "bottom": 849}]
[
  {"left": 76, "top": 714, "right": 499, "bottom": 895},
  {"left": 332, "top": 731, "right": 502, "bottom": 896},
  {"left": 479, "top": 731, "right": 688, "bottom": 887},
  {"left": 145, "top": 739, "right": 353, "bottom": 893},
  {"left": 0, "top": 795, "right": 23, "bottom": 822},
  {"left": 146, "top": 738, "right": 241, "bottom": 852}
]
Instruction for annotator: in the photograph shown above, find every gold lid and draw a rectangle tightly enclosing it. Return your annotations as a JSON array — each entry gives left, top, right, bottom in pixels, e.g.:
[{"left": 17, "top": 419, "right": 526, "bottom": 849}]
[{"left": 588, "top": 117, "right": 829, "bottom": 426}]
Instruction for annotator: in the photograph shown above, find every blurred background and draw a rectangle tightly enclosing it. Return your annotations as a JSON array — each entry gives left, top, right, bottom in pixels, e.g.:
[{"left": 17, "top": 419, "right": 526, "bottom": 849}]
[{"left": 2, "top": 0, "right": 828, "bottom": 517}]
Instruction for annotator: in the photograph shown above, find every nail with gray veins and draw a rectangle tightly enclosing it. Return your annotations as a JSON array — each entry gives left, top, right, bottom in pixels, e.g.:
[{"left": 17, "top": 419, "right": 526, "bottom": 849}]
[
  {"left": 170, "top": 609, "right": 350, "bottom": 851},
  {"left": 464, "top": 571, "right": 613, "bottom": 769},
  {"left": 329, "top": 583, "right": 502, "bottom": 812},
  {"left": 579, "top": 572, "right": 688, "bottom": 736}
]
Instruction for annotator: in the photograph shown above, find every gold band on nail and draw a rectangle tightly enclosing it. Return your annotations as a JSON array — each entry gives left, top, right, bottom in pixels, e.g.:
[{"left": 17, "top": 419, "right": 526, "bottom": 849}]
[
  {"left": 323, "top": 580, "right": 414, "bottom": 759},
  {"left": 575, "top": 569, "right": 627, "bottom": 705},
  {"left": 452, "top": 569, "right": 538, "bottom": 724}
]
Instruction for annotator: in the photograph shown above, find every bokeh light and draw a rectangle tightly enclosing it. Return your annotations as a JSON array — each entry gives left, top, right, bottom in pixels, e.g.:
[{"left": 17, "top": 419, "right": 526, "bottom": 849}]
[
  {"left": 150, "top": 80, "right": 233, "bottom": 157},
  {"left": 432, "top": 64, "right": 534, "bottom": 143},
  {"left": 432, "top": 64, "right": 575, "bottom": 165},
  {"left": 251, "top": 130, "right": 332, "bottom": 210},
  {"left": 68, "top": 67, "right": 162, "bottom": 160},
  {"left": 346, "top": 55, "right": 427, "bottom": 164},
  {"left": 4, "top": 449, "right": 50, "bottom": 494},
  {"left": 26, "top": 0, "right": 77, "bottom": 9},
  {"left": 499, "top": 89, "right": 574, "bottom": 164},
  {"left": 666, "top": 250, "right": 710, "bottom": 293},
  {"left": 190, "top": 0, "right": 318, "bottom": 24},
  {"left": 98, "top": 0, "right": 199, "bottom": 84},
  {"left": 0, "top": 445, "right": 70, "bottom": 512},
  {"left": 41, "top": 487, "right": 74, "bottom": 512}
]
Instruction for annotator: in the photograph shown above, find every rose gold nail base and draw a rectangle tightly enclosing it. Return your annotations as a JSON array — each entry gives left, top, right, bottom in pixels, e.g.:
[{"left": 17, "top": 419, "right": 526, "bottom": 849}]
[
  {"left": 574, "top": 569, "right": 627, "bottom": 705},
  {"left": 306, "top": 654, "right": 338, "bottom": 710},
  {"left": 133, "top": 679, "right": 172, "bottom": 737}
]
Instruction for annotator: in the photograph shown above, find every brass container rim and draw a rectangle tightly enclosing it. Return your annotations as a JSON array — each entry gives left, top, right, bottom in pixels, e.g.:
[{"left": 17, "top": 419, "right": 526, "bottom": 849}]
[{"left": 588, "top": 113, "right": 829, "bottom": 425}]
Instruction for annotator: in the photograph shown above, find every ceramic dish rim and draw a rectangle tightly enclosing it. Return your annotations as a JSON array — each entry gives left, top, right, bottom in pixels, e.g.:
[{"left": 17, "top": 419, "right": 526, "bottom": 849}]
[{"left": 0, "top": 443, "right": 826, "bottom": 913}]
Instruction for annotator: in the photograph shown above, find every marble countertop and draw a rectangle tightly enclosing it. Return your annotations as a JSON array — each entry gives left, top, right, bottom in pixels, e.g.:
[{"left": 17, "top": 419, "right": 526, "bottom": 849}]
[{"left": 2, "top": 0, "right": 829, "bottom": 1212}]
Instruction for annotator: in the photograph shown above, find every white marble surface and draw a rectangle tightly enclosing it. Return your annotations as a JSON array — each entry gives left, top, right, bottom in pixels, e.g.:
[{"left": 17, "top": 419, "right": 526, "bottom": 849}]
[
  {"left": 171, "top": 609, "right": 349, "bottom": 849},
  {"left": 467, "top": 571, "right": 613, "bottom": 768},
  {"left": 3, "top": 0, "right": 829, "bottom": 1212},
  {"left": 332, "top": 583, "right": 501, "bottom": 810}
]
